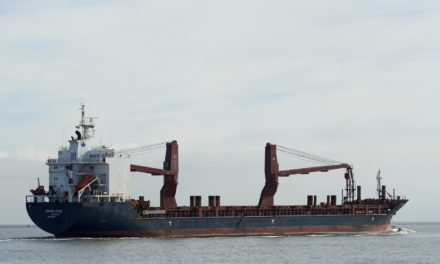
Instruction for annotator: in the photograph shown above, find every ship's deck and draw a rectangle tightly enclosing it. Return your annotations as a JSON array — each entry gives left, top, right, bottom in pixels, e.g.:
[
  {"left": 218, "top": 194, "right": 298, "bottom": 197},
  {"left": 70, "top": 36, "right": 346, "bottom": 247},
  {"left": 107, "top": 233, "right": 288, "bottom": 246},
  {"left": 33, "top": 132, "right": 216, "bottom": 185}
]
[{"left": 136, "top": 199, "right": 408, "bottom": 218}]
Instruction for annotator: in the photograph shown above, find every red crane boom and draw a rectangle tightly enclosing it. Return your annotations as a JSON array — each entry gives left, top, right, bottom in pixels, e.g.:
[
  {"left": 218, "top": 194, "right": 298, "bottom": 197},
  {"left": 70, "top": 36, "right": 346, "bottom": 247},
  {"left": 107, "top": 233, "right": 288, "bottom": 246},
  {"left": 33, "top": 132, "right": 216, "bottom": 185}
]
[{"left": 278, "top": 164, "right": 351, "bottom": 177}]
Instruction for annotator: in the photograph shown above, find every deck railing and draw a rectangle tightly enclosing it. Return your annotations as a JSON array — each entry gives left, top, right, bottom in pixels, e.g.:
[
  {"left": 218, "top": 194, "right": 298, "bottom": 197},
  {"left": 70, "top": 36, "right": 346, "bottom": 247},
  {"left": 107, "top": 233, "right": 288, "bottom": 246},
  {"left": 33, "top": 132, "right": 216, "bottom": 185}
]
[{"left": 25, "top": 194, "right": 128, "bottom": 203}]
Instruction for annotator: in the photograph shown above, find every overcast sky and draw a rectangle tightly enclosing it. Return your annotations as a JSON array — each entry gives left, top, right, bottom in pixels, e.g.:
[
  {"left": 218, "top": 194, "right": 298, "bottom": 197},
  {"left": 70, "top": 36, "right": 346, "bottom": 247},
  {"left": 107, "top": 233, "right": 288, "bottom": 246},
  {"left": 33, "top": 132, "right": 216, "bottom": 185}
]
[{"left": 1, "top": 1, "right": 439, "bottom": 224}]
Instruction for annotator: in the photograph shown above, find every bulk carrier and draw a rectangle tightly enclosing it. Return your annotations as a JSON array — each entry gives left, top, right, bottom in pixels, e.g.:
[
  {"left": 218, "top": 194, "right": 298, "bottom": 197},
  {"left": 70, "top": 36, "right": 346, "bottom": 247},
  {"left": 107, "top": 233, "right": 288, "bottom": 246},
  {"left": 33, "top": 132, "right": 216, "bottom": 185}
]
[{"left": 26, "top": 105, "right": 408, "bottom": 237}]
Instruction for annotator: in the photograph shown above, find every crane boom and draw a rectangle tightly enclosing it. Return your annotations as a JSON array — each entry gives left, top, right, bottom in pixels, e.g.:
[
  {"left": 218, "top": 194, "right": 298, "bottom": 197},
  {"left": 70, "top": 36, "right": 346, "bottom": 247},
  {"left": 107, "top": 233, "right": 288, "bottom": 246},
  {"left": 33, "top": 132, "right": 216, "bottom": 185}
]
[
  {"left": 130, "top": 164, "right": 176, "bottom": 176},
  {"left": 278, "top": 164, "right": 351, "bottom": 177}
]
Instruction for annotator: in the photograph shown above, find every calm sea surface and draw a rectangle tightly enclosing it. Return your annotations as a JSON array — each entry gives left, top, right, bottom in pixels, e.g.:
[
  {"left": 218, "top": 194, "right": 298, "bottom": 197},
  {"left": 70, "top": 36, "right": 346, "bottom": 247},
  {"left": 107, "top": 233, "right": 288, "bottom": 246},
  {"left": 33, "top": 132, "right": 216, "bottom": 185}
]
[{"left": 0, "top": 223, "right": 439, "bottom": 264}]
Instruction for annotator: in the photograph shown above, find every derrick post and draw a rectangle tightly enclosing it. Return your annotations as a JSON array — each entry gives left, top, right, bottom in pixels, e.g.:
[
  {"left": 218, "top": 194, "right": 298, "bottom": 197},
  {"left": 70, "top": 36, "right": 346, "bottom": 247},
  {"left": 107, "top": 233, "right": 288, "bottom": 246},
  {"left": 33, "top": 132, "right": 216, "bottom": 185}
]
[
  {"left": 258, "top": 143, "right": 279, "bottom": 207},
  {"left": 160, "top": 140, "right": 179, "bottom": 209}
]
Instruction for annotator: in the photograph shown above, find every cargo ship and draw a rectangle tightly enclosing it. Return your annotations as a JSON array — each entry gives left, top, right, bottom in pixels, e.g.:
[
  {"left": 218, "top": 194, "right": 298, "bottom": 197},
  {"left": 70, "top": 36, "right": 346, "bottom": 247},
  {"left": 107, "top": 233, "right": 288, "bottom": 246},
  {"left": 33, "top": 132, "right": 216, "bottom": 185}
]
[{"left": 26, "top": 104, "right": 408, "bottom": 237}]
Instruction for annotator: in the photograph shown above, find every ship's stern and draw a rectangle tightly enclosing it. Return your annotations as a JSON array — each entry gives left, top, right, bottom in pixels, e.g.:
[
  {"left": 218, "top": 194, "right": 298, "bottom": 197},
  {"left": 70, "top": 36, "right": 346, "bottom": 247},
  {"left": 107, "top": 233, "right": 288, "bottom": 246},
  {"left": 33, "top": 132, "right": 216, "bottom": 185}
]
[{"left": 26, "top": 198, "right": 82, "bottom": 235}]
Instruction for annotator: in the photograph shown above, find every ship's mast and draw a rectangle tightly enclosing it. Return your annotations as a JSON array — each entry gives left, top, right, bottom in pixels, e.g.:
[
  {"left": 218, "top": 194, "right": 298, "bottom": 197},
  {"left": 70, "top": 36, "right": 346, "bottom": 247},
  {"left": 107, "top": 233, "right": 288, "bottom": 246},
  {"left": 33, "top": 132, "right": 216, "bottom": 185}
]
[
  {"left": 376, "top": 169, "right": 382, "bottom": 199},
  {"left": 77, "top": 103, "right": 95, "bottom": 140}
]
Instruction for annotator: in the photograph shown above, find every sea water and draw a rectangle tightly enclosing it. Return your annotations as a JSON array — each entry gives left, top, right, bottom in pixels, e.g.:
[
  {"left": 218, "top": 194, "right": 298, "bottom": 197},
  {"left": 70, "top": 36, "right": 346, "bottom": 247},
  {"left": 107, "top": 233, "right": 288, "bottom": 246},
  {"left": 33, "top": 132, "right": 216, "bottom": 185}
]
[{"left": 0, "top": 223, "right": 438, "bottom": 264}]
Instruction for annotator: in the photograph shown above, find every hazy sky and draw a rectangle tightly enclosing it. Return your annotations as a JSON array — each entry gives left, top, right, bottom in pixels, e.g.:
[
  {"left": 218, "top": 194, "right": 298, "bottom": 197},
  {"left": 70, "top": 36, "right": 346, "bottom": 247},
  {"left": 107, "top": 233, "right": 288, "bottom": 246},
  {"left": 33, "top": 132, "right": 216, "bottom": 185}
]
[{"left": 1, "top": 1, "right": 439, "bottom": 224}]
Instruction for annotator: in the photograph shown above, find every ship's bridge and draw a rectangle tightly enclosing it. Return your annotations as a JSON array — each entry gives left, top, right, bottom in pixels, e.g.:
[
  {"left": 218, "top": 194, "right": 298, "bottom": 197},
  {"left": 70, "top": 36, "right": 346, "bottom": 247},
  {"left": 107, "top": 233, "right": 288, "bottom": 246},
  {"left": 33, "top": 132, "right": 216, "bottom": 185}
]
[{"left": 41, "top": 104, "right": 131, "bottom": 203}]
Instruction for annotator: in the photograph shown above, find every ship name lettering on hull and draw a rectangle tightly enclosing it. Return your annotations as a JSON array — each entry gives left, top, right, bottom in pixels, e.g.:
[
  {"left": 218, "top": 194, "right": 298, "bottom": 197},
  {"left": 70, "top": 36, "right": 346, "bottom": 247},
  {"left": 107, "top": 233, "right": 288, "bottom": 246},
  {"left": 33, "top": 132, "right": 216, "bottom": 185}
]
[{"left": 45, "top": 209, "right": 62, "bottom": 218}]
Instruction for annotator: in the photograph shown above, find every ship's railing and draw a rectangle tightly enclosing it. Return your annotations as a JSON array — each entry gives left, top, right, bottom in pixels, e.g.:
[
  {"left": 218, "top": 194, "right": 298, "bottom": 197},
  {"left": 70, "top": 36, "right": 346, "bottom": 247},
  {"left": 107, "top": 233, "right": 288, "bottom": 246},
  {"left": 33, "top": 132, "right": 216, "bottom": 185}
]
[
  {"left": 81, "top": 194, "right": 126, "bottom": 203},
  {"left": 26, "top": 195, "right": 66, "bottom": 203},
  {"left": 136, "top": 203, "right": 399, "bottom": 218},
  {"left": 26, "top": 194, "right": 128, "bottom": 203}
]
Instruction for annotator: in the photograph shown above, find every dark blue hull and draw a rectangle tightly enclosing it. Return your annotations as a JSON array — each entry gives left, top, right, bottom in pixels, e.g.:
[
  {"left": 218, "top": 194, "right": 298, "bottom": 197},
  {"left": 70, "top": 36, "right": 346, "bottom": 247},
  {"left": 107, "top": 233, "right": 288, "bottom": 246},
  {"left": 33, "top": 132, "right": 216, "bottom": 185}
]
[{"left": 26, "top": 201, "right": 395, "bottom": 237}]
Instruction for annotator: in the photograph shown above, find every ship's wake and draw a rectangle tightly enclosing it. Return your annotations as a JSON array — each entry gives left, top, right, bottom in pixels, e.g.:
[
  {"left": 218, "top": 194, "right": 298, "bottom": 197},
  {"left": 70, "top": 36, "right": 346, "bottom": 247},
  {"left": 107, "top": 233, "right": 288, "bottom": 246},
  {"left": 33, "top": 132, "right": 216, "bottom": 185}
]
[
  {"left": 0, "top": 227, "right": 416, "bottom": 242},
  {"left": 0, "top": 236, "right": 144, "bottom": 242},
  {"left": 381, "top": 226, "right": 416, "bottom": 236},
  {"left": 0, "top": 236, "right": 53, "bottom": 242}
]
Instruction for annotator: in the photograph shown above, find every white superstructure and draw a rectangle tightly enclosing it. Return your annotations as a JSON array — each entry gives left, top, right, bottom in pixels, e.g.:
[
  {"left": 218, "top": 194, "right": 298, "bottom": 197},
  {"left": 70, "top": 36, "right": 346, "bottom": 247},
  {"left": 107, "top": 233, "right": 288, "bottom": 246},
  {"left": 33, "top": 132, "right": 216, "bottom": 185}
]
[{"left": 46, "top": 104, "right": 130, "bottom": 202}]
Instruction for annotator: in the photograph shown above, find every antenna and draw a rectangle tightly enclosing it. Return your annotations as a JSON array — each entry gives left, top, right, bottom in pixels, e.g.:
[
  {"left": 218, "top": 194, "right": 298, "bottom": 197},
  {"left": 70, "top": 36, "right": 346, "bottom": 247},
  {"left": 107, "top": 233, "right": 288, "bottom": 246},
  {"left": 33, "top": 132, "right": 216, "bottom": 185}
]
[{"left": 79, "top": 102, "right": 85, "bottom": 121}]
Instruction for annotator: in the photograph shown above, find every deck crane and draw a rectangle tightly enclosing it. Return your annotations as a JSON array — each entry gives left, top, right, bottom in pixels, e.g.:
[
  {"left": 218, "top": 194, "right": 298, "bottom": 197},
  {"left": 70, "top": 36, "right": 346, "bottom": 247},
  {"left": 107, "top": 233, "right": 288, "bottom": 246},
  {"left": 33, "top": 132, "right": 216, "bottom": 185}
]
[
  {"left": 258, "top": 143, "right": 356, "bottom": 207},
  {"left": 115, "top": 141, "right": 179, "bottom": 209}
]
